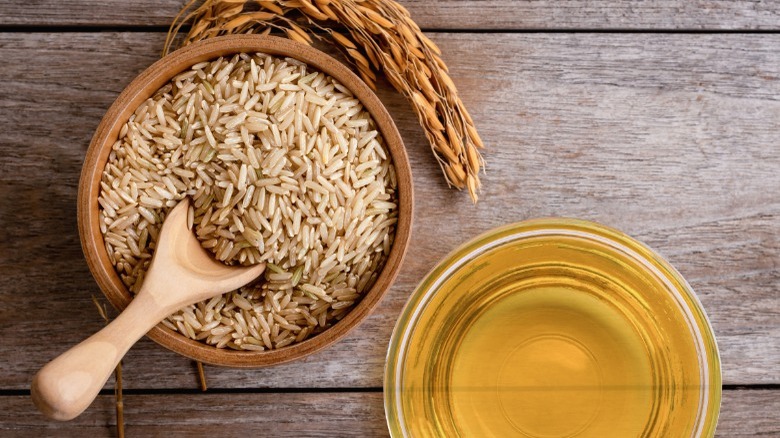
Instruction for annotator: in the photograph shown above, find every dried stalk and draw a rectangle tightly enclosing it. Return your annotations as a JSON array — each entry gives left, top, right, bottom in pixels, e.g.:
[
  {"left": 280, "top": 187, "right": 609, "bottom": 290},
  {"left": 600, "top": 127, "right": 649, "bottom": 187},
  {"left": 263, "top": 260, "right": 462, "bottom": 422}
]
[
  {"left": 114, "top": 361, "right": 124, "bottom": 438},
  {"left": 91, "top": 296, "right": 125, "bottom": 438},
  {"left": 196, "top": 361, "right": 208, "bottom": 391},
  {"left": 165, "top": 0, "right": 485, "bottom": 202}
]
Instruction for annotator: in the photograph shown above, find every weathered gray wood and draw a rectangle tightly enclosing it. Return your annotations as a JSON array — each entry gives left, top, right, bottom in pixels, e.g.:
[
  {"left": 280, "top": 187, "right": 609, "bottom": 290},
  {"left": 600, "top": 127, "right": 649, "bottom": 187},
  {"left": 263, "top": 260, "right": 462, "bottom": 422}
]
[
  {"left": 0, "top": 389, "right": 776, "bottom": 436},
  {"left": 2, "top": 1, "right": 780, "bottom": 30},
  {"left": 1, "top": 32, "right": 779, "bottom": 394},
  {"left": 718, "top": 390, "right": 780, "bottom": 437},
  {"left": 0, "top": 392, "right": 388, "bottom": 437}
]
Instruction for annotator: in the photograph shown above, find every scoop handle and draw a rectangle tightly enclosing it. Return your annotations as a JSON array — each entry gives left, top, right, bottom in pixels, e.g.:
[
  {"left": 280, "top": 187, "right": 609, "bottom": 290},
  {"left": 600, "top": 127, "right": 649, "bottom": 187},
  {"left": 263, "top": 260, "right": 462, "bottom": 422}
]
[{"left": 31, "top": 292, "right": 165, "bottom": 421}]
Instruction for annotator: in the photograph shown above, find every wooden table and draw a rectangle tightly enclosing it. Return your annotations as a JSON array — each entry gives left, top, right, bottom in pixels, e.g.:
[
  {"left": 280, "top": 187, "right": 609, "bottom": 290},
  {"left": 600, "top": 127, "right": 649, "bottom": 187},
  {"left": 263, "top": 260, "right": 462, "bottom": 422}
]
[{"left": 1, "top": 2, "right": 778, "bottom": 436}]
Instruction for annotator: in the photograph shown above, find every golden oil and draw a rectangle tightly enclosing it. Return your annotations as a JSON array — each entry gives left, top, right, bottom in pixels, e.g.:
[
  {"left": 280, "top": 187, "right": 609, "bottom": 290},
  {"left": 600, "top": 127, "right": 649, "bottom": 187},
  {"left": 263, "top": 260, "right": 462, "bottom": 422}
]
[{"left": 386, "top": 220, "right": 721, "bottom": 437}]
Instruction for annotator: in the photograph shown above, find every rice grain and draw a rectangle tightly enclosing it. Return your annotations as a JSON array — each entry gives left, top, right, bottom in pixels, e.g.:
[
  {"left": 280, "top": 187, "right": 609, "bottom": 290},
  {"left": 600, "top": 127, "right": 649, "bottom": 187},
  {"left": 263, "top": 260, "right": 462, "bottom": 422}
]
[{"left": 98, "top": 53, "right": 397, "bottom": 351}]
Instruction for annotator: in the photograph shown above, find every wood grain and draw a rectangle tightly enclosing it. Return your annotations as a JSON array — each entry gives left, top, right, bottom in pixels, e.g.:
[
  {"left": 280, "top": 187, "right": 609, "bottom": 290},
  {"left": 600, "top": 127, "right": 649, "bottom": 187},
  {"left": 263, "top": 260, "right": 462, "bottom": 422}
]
[
  {"left": 1, "top": 389, "right": 777, "bottom": 436},
  {"left": 1, "top": 32, "right": 778, "bottom": 395},
  {"left": 2, "top": 1, "right": 780, "bottom": 30},
  {"left": 1, "top": 392, "right": 389, "bottom": 437}
]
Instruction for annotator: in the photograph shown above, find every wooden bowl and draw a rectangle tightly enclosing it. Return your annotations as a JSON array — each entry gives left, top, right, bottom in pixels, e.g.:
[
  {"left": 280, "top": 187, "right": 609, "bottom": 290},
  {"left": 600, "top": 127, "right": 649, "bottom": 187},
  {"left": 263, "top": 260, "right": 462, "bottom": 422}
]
[{"left": 77, "top": 35, "right": 413, "bottom": 367}]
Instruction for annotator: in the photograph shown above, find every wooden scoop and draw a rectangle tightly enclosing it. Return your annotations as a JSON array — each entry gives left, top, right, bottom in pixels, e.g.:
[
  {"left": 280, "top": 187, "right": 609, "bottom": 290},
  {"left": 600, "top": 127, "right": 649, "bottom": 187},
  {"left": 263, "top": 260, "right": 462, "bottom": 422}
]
[{"left": 31, "top": 199, "right": 266, "bottom": 421}]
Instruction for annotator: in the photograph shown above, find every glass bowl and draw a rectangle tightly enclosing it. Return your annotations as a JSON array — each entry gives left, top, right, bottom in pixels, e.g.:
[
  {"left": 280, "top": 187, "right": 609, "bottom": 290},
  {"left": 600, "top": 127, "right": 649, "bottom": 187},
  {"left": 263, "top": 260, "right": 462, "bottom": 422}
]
[{"left": 385, "top": 219, "right": 721, "bottom": 437}]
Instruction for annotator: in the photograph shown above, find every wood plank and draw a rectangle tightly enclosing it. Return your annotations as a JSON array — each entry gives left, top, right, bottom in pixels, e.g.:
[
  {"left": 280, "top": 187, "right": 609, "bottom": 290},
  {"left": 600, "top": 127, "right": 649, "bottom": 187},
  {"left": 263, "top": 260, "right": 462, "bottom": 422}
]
[
  {"left": 1, "top": 32, "right": 778, "bottom": 391},
  {"left": 2, "top": 1, "right": 780, "bottom": 30},
  {"left": 0, "top": 392, "right": 388, "bottom": 437},
  {"left": 0, "top": 389, "right": 777, "bottom": 436}
]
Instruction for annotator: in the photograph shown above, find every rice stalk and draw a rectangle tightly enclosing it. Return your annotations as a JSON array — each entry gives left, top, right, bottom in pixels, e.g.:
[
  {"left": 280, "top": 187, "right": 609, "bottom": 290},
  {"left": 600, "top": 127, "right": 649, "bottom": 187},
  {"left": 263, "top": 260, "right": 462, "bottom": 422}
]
[
  {"left": 91, "top": 296, "right": 124, "bottom": 438},
  {"left": 165, "top": 0, "right": 485, "bottom": 202},
  {"left": 196, "top": 361, "right": 208, "bottom": 391}
]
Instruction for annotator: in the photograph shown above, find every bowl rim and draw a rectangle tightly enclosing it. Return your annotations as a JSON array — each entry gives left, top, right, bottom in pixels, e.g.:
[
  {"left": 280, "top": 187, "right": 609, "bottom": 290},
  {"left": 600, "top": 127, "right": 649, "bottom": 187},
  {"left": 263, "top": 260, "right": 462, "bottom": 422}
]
[
  {"left": 384, "top": 218, "right": 721, "bottom": 437},
  {"left": 78, "top": 35, "right": 413, "bottom": 367}
]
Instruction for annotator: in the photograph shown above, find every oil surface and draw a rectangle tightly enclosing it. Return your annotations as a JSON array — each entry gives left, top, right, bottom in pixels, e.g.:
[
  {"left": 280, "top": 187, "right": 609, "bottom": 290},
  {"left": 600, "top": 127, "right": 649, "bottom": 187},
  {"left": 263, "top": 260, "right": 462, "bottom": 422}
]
[
  {"left": 386, "top": 224, "right": 720, "bottom": 437},
  {"left": 450, "top": 285, "right": 653, "bottom": 436}
]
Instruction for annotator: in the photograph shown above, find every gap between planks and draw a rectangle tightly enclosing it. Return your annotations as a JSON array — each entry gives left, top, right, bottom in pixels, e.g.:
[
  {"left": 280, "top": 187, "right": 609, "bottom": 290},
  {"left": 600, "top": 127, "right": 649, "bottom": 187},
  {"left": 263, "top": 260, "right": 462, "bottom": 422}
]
[
  {"left": 0, "top": 386, "right": 776, "bottom": 397},
  {"left": 4, "top": 25, "right": 780, "bottom": 34}
]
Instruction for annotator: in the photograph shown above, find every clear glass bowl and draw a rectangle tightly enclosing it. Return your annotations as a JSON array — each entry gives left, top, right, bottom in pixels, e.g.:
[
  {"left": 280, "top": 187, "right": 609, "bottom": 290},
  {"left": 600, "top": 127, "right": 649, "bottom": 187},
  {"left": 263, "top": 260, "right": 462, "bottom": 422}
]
[{"left": 385, "top": 219, "right": 721, "bottom": 437}]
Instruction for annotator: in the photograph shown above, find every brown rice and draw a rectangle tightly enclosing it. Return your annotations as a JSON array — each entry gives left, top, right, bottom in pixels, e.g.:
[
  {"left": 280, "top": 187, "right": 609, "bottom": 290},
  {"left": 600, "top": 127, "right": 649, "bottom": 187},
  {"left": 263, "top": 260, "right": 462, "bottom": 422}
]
[{"left": 98, "top": 53, "right": 397, "bottom": 350}]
